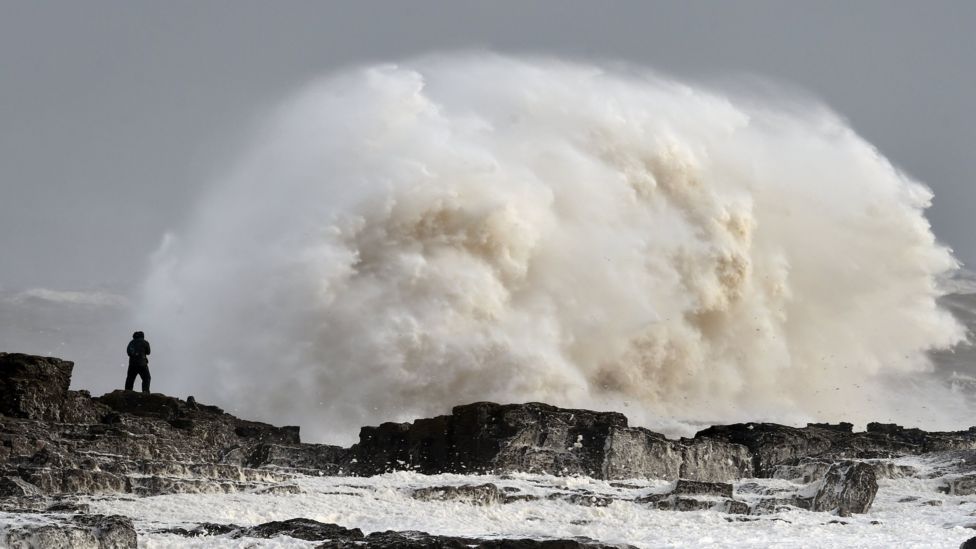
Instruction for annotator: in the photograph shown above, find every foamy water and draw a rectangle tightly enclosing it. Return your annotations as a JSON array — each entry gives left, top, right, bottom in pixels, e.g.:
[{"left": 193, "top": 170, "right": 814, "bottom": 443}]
[{"left": 137, "top": 54, "right": 967, "bottom": 443}]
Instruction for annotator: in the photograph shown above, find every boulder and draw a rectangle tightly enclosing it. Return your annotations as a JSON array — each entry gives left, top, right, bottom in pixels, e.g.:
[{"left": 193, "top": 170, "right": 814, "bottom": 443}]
[
  {"left": 0, "top": 353, "right": 72, "bottom": 421},
  {"left": 810, "top": 462, "right": 878, "bottom": 516}
]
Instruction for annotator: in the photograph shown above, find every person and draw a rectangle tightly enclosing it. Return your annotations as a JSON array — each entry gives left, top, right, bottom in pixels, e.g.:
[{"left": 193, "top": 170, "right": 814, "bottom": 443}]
[{"left": 125, "top": 331, "right": 151, "bottom": 393}]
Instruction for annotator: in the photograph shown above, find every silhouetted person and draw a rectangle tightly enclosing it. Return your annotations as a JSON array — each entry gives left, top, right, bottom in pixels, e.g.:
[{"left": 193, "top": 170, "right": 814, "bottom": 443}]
[{"left": 125, "top": 331, "right": 151, "bottom": 393}]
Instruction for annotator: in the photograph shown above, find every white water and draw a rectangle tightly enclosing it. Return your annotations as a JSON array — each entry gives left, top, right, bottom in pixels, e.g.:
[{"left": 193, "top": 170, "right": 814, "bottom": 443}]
[
  {"left": 138, "top": 54, "right": 967, "bottom": 443},
  {"left": 19, "top": 466, "right": 976, "bottom": 548}
]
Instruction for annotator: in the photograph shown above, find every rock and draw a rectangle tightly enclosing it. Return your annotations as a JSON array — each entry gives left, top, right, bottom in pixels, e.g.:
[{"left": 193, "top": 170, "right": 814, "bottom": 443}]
[
  {"left": 678, "top": 438, "right": 752, "bottom": 482},
  {"left": 163, "top": 520, "right": 635, "bottom": 548},
  {"left": 0, "top": 476, "right": 40, "bottom": 497},
  {"left": 771, "top": 459, "right": 833, "bottom": 483},
  {"left": 353, "top": 402, "right": 695, "bottom": 480},
  {"left": 961, "top": 536, "right": 976, "bottom": 549},
  {"left": 239, "top": 518, "right": 364, "bottom": 541},
  {"left": 253, "top": 483, "right": 304, "bottom": 495},
  {"left": 3, "top": 514, "right": 136, "bottom": 549},
  {"left": 444, "top": 402, "right": 627, "bottom": 477},
  {"left": 61, "top": 390, "right": 113, "bottom": 424},
  {"left": 646, "top": 494, "right": 748, "bottom": 514},
  {"left": 693, "top": 423, "right": 836, "bottom": 476},
  {"left": 72, "top": 515, "right": 138, "bottom": 548},
  {"left": 942, "top": 475, "right": 976, "bottom": 495},
  {"left": 601, "top": 427, "right": 681, "bottom": 480},
  {"left": 810, "top": 462, "right": 878, "bottom": 516},
  {"left": 670, "top": 479, "right": 733, "bottom": 498},
  {"left": 807, "top": 422, "right": 854, "bottom": 433},
  {"left": 636, "top": 479, "right": 746, "bottom": 514},
  {"left": 247, "top": 443, "right": 348, "bottom": 474},
  {"left": 412, "top": 483, "right": 504, "bottom": 505},
  {"left": 558, "top": 493, "right": 614, "bottom": 507},
  {"left": 0, "top": 353, "right": 72, "bottom": 421}
]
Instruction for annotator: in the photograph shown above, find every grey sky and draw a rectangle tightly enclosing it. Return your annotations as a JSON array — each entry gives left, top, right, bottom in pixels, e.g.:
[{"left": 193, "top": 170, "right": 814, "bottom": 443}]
[{"left": 1, "top": 1, "right": 974, "bottom": 292}]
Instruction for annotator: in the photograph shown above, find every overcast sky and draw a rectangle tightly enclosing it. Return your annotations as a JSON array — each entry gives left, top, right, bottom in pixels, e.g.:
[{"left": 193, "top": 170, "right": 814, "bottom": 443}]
[{"left": 2, "top": 1, "right": 974, "bottom": 292}]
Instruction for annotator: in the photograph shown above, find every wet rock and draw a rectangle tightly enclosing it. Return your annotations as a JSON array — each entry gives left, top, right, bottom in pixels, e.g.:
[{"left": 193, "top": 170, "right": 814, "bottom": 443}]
[
  {"left": 678, "top": 438, "right": 752, "bottom": 482},
  {"left": 961, "top": 535, "right": 976, "bottom": 549},
  {"left": 556, "top": 492, "right": 615, "bottom": 507},
  {"left": 3, "top": 514, "right": 136, "bottom": 549},
  {"left": 447, "top": 402, "right": 627, "bottom": 477},
  {"left": 647, "top": 495, "right": 748, "bottom": 514},
  {"left": 253, "top": 483, "right": 304, "bottom": 495},
  {"left": 159, "top": 522, "right": 237, "bottom": 537},
  {"left": 0, "top": 353, "right": 72, "bottom": 421},
  {"left": 61, "top": 390, "right": 113, "bottom": 424},
  {"left": 0, "top": 476, "right": 40, "bottom": 497},
  {"left": 807, "top": 422, "right": 853, "bottom": 433},
  {"left": 694, "top": 423, "right": 836, "bottom": 476},
  {"left": 240, "top": 518, "right": 364, "bottom": 541},
  {"left": 771, "top": 459, "right": 833, "bottom": 483},
  {"left": 671, "top": 479, "right": 733, "bottom": 498},
  {"left": 412, "top": 483, "right": 504, "bottom": 505},
  {"left": 750, "top": 496, "right": 813, "bottom": 514},
  {"left": 868, "top": 462, "right": 918, "bottom": 479},
  {"left": 941, "top": 474, "right": 976, "bottom": 496},
  {"left": 247, "top": 443, "right": 348, "bottom": 474},
  {"left": 602, "top": 427, "right": 681, "bottom": 480},
  {"left": 810, "top": 462, "right": 878, "bottom": 516},
  {"left": 353, "top": 402, "right": 690, "bottom": 480},
  {"left": 636, "top": 479, "right": 746, "bottom": 514}
]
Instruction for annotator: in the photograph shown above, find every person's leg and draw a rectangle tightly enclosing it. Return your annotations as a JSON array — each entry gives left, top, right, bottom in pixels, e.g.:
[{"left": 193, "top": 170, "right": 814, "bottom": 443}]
[
  {"left": 125, "top": 365, "right": 137, "bottom": 391},
  {"left": 141, "top": 364, "right": 151, "bottom": 394}
]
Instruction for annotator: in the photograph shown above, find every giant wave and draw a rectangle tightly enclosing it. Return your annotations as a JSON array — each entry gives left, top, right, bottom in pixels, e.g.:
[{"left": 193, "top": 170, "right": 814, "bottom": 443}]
[{"left": 138, "top": 54, "right": 968, "bottom": 443}]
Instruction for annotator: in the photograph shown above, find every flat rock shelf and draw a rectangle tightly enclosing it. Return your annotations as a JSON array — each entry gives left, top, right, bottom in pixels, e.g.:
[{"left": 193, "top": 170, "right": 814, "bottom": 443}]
[{"left": 2, "top": 352, "right": 976, "bottom": 548}]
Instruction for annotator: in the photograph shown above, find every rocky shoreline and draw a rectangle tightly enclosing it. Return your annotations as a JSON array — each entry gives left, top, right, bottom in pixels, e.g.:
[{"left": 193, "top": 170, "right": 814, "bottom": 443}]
[{"left": 2, "top": 351, "right": 976, "bottom": 548}]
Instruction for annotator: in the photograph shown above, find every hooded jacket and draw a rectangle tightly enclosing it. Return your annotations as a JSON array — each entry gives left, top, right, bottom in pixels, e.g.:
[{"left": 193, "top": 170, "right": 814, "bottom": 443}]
[{"left": 126, "top": 332, "right": 151, "bottom": 364}]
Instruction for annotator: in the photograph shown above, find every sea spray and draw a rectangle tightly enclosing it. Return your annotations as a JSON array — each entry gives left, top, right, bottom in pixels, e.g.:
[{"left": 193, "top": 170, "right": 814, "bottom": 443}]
[{"left": 139, "top": 55, "right": 966, "bottom": 443}]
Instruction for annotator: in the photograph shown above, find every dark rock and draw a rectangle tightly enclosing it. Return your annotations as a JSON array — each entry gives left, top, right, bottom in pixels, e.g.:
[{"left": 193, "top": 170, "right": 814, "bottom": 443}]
[
  {"left": 352, "top": 402, "right": 736, "bottom": 481},
  {"left": 253, "top": 483, "right": 304, "bottom": 495},
  {"left": 247, "top": 443, "right": 348, "bottom": 474},
  {"left": 670, "top": 479, "right": 733, "bottom": 498},
  {"left": 810, "top": 462, "right": 878, "bottom": 516},
  {"left": 807, "top": 422, "right": 854, "bottom": 433},
  {"left": 602, "top": 427, "right": 681, "bottom": 480},
  {"left": 961, "top": 536, "right": 976, "bottom": 549},
  {"left": 557, "top": 492, "right": 614, "bottom": 507},
  {"left": 3, "top": 514, "right": 136, "bottom": 548},
  {"left": 941, "top": 474, "right": 976, "bottom": 496},
  {"left": 0, "top": 353, "right": 72, "bottom": 421},
  {"left": 694, "top": 423, "right": 836, "bottom": 476},
  {"left": 771, "top": 459, "right": 833, "bottom": 483},
  {"left": 0, "top": 476, "right": 40, "bottom": 497},
  {"left": 160, "top": 522, "right": 237, "bottom": 537},
  {"left": 649, "top": 495, "right": 749, "bottom": 514},
  {"left": 62, "top": 390, "right": 112, "bottom": 424},
  {"left": 412, "top": 483, "right": 504, "bottom": 505},
  {"left": 678, "top": 438, "right": 752, "bottom": 482},
  {"left": 239, "top": 518, "right": 364, "bottom": 541}
]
